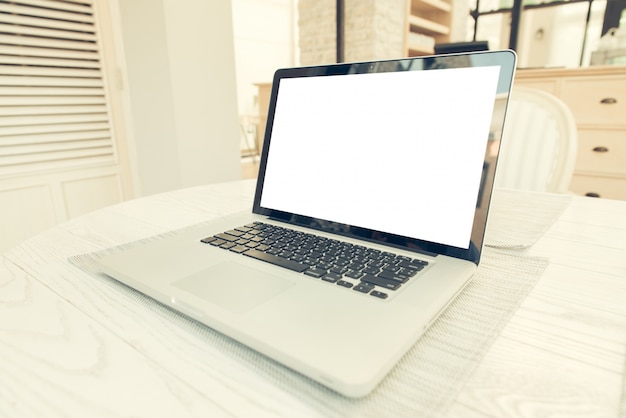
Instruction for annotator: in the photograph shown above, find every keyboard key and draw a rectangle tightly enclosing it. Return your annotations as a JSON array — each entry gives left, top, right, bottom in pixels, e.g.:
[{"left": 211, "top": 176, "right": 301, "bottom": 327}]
[
  {"left": 397, "top": 268, "right": 418, "bottom": 279},
  {"left": 347, "top": 263, "right": 365, "bottom": 271},
  {"left": 381, "top": 264, "right": 399, "bottom": 272},
  {"left": 370, "top": 290, "right": 388, "bottom": 299},
  {"left": 329, "top": 266, "right": 348, "bottom": 275},
  {"left": 345, "top": 270, "right": 364, "bottom": 279},
  {"left": 337, "top": 280, "right": 353, "bottom": 288},
  {"left": 304, "top": 267, "right": 327, "bottom": 278},
  {"left": 225, "top": 229, "right": 245, "bottom": 237},
  {"left": 243, "top": 249, "right": 308, "bottom": 272},
  {"left": 377, "top": 269, "right": 408, "bottom": 283},
  {"left": 215, "top": 233, "right": 239, "bottom": 242},
  {"left": 322, "top": 276, "right": 339, "bottom": 283},
  {"left": 397, "top": 259, "right": 426, "bottom": 270},
  {"left": 353, "top": 283, "right": 374, "bottom": 293},
  {"left": 360, "top": 274, "right": 401, "bottom": 290},
  {"left": 363, "top": 266, "right": 381, "bottom": 275},
  {"left": 322, "top": 272, "right": 342, "bottom": 282},
  {"left": 229, "top": 245, "right": 249, "bottom": 254}
]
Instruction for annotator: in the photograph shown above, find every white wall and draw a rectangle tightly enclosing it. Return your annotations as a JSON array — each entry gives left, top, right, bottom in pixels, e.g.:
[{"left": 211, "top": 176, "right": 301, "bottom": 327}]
[
  {"left": 232, "top": 0, "right": 298, "bottom": 117},
  {"left": 116, "top": 0, "right": 241, "bottom": 196},
  {"left": 471, "top": 0, "right": 607, "bottom": 68},
  {"left": 517, "top": 1, "right": 606, "bottom": 68}
]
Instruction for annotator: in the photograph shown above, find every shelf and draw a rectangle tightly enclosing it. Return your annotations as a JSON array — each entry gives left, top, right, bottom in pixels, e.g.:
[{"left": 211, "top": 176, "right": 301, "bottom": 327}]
[
  {"left": 413, "top": 0, "right": 452, "bottom": 13},
  {"left": 408, "top": 15, "right": 450, "bottom": 36},
  {"left": 475, "top": 0, "right": 591, "bottom": 15},
  {"left": 404, "top": 0, "right": 452, "bottom": 56},
  {"left": 407, "top": 45, "right": 435, "bottom": 56}
]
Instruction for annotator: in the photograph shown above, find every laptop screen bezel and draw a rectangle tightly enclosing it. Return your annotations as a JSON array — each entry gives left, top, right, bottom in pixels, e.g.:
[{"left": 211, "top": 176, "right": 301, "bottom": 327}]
[{"left": 252, "top": 50, "right": 516, "bottom": 264}]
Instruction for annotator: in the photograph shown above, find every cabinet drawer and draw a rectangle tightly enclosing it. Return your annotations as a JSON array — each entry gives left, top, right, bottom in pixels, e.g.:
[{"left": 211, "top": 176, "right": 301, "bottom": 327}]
[
  {"left": 576, "top": 129, "right": 626, "bottom": 175},
  {"left": 560, "top": 77, "right": 626, "bottom": 126},
  {"left": 570, "top": 174, "right": 626, "bottom": 200},
  {"left": 513, "top": 79, "right": 558, "bottom": 96}
]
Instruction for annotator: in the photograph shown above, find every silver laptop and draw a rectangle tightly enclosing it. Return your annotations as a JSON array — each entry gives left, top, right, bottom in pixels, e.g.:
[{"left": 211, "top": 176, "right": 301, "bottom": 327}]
[{"left": 96, "top": 50, "right": 516, "bottom": 398}]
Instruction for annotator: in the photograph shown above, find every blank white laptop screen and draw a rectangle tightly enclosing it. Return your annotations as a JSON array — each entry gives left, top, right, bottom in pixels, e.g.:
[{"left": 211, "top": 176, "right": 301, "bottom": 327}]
[{"left": 260, "top": 65, "right": 500, "bottom": 250}]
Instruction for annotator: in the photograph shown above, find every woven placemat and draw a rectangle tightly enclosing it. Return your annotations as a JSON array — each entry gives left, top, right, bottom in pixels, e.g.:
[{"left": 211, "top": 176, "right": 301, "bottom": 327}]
[
  {"left": 70, "top": 230, "right": 547, "bottom": 417},
  {"left": 486, "top": 188, "right": 571, "bottom": 249},
  {"left": 247, "top": 249, "right": 548, "bottom": 417},
  {"left": 621, "top": 355, "right": 626, "bottom": 418}
]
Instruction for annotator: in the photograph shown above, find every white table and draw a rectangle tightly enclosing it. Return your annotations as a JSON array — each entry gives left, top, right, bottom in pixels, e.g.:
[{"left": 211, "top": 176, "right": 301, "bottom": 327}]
[{"left": 2, "top": 180, "right": 625, "bottom": 417}]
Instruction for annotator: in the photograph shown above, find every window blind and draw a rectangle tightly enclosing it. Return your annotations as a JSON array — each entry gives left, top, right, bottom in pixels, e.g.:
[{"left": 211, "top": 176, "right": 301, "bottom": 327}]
[{"left": 0, "top": 0, "right": 116, "bottom": 177}]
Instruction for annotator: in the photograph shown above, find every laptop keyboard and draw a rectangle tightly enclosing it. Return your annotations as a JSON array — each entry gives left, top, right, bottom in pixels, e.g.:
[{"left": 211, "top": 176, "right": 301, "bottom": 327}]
[{"left": 200, "top": 222, "right": 429, "bottom": 300}]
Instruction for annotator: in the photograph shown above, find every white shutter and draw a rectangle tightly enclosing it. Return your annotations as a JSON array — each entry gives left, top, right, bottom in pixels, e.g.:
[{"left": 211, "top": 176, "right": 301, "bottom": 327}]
[{"left": 0, "top": 0, "right": 117, "bottom": 177}]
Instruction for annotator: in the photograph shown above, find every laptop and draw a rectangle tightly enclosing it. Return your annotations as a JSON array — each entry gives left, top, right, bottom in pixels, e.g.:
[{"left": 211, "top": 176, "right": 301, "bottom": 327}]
[{"left": 96, "top": 50, "right": 516, "bottom": 398}]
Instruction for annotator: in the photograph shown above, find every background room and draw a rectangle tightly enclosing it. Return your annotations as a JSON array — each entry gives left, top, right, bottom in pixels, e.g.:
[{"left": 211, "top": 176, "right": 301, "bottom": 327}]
[
  {"left": 2, "top": 2, "right": 625, "bottom": 416},
  {"left": 1, "top": 0, "right": 625, "bottom": 253}
]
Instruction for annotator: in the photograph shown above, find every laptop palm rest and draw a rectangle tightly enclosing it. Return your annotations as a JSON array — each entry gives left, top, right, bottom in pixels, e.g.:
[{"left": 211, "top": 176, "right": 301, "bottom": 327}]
[{"left": 173, "top": 261, "right": 294, "bottom": 314}]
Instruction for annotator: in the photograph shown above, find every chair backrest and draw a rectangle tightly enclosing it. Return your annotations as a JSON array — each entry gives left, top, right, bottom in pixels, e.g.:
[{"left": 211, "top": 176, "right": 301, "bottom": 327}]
[{"left": 496, "top": 86, "right": 578, "bottom": 193}]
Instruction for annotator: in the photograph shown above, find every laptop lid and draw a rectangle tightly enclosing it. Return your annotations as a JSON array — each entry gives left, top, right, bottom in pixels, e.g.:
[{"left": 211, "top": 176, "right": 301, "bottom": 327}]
[{"left": 252, "top": 50, "right": 516, "bottom": 265}]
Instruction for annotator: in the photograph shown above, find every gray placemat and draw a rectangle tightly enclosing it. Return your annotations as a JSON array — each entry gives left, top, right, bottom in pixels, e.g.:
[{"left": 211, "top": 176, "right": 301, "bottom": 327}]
[
  {"left": 485, "top": 188, "right": 572, "bottom": 249},
  {"left": 70, "top": 230, "right": 547, "bottom": 417}
]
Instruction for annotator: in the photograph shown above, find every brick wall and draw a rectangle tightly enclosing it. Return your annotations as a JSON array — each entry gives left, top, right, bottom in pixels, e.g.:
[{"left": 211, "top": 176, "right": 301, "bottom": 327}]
[
  {"left": 298, "top": 0, "right": 337, "bottom": 65},
  {"left": 298, "top": 0, "right": 406, "bottom": 65}
]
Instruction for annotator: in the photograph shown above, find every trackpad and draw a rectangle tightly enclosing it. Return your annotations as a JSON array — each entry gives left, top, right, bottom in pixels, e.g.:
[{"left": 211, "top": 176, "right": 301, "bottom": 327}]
[{"left": 173, "top": 262, "right": 294, "bottom": 313}]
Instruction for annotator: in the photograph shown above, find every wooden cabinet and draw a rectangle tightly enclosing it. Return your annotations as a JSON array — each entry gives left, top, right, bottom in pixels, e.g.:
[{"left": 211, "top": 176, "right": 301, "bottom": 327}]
[
  {"left": 255, "top": 82, "right": 272, "bottom": 153},
  {"left": 404, "top": 0, "right": 452, "bottom": 56},
  {"left": 515, "top": 66, "right": 626, "bottom": 200}
]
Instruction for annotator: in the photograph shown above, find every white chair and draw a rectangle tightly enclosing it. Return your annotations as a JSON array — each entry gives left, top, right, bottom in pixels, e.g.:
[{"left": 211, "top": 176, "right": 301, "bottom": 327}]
[{"left": 495, "top": 86, "right": 578, "bottom": 194}]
